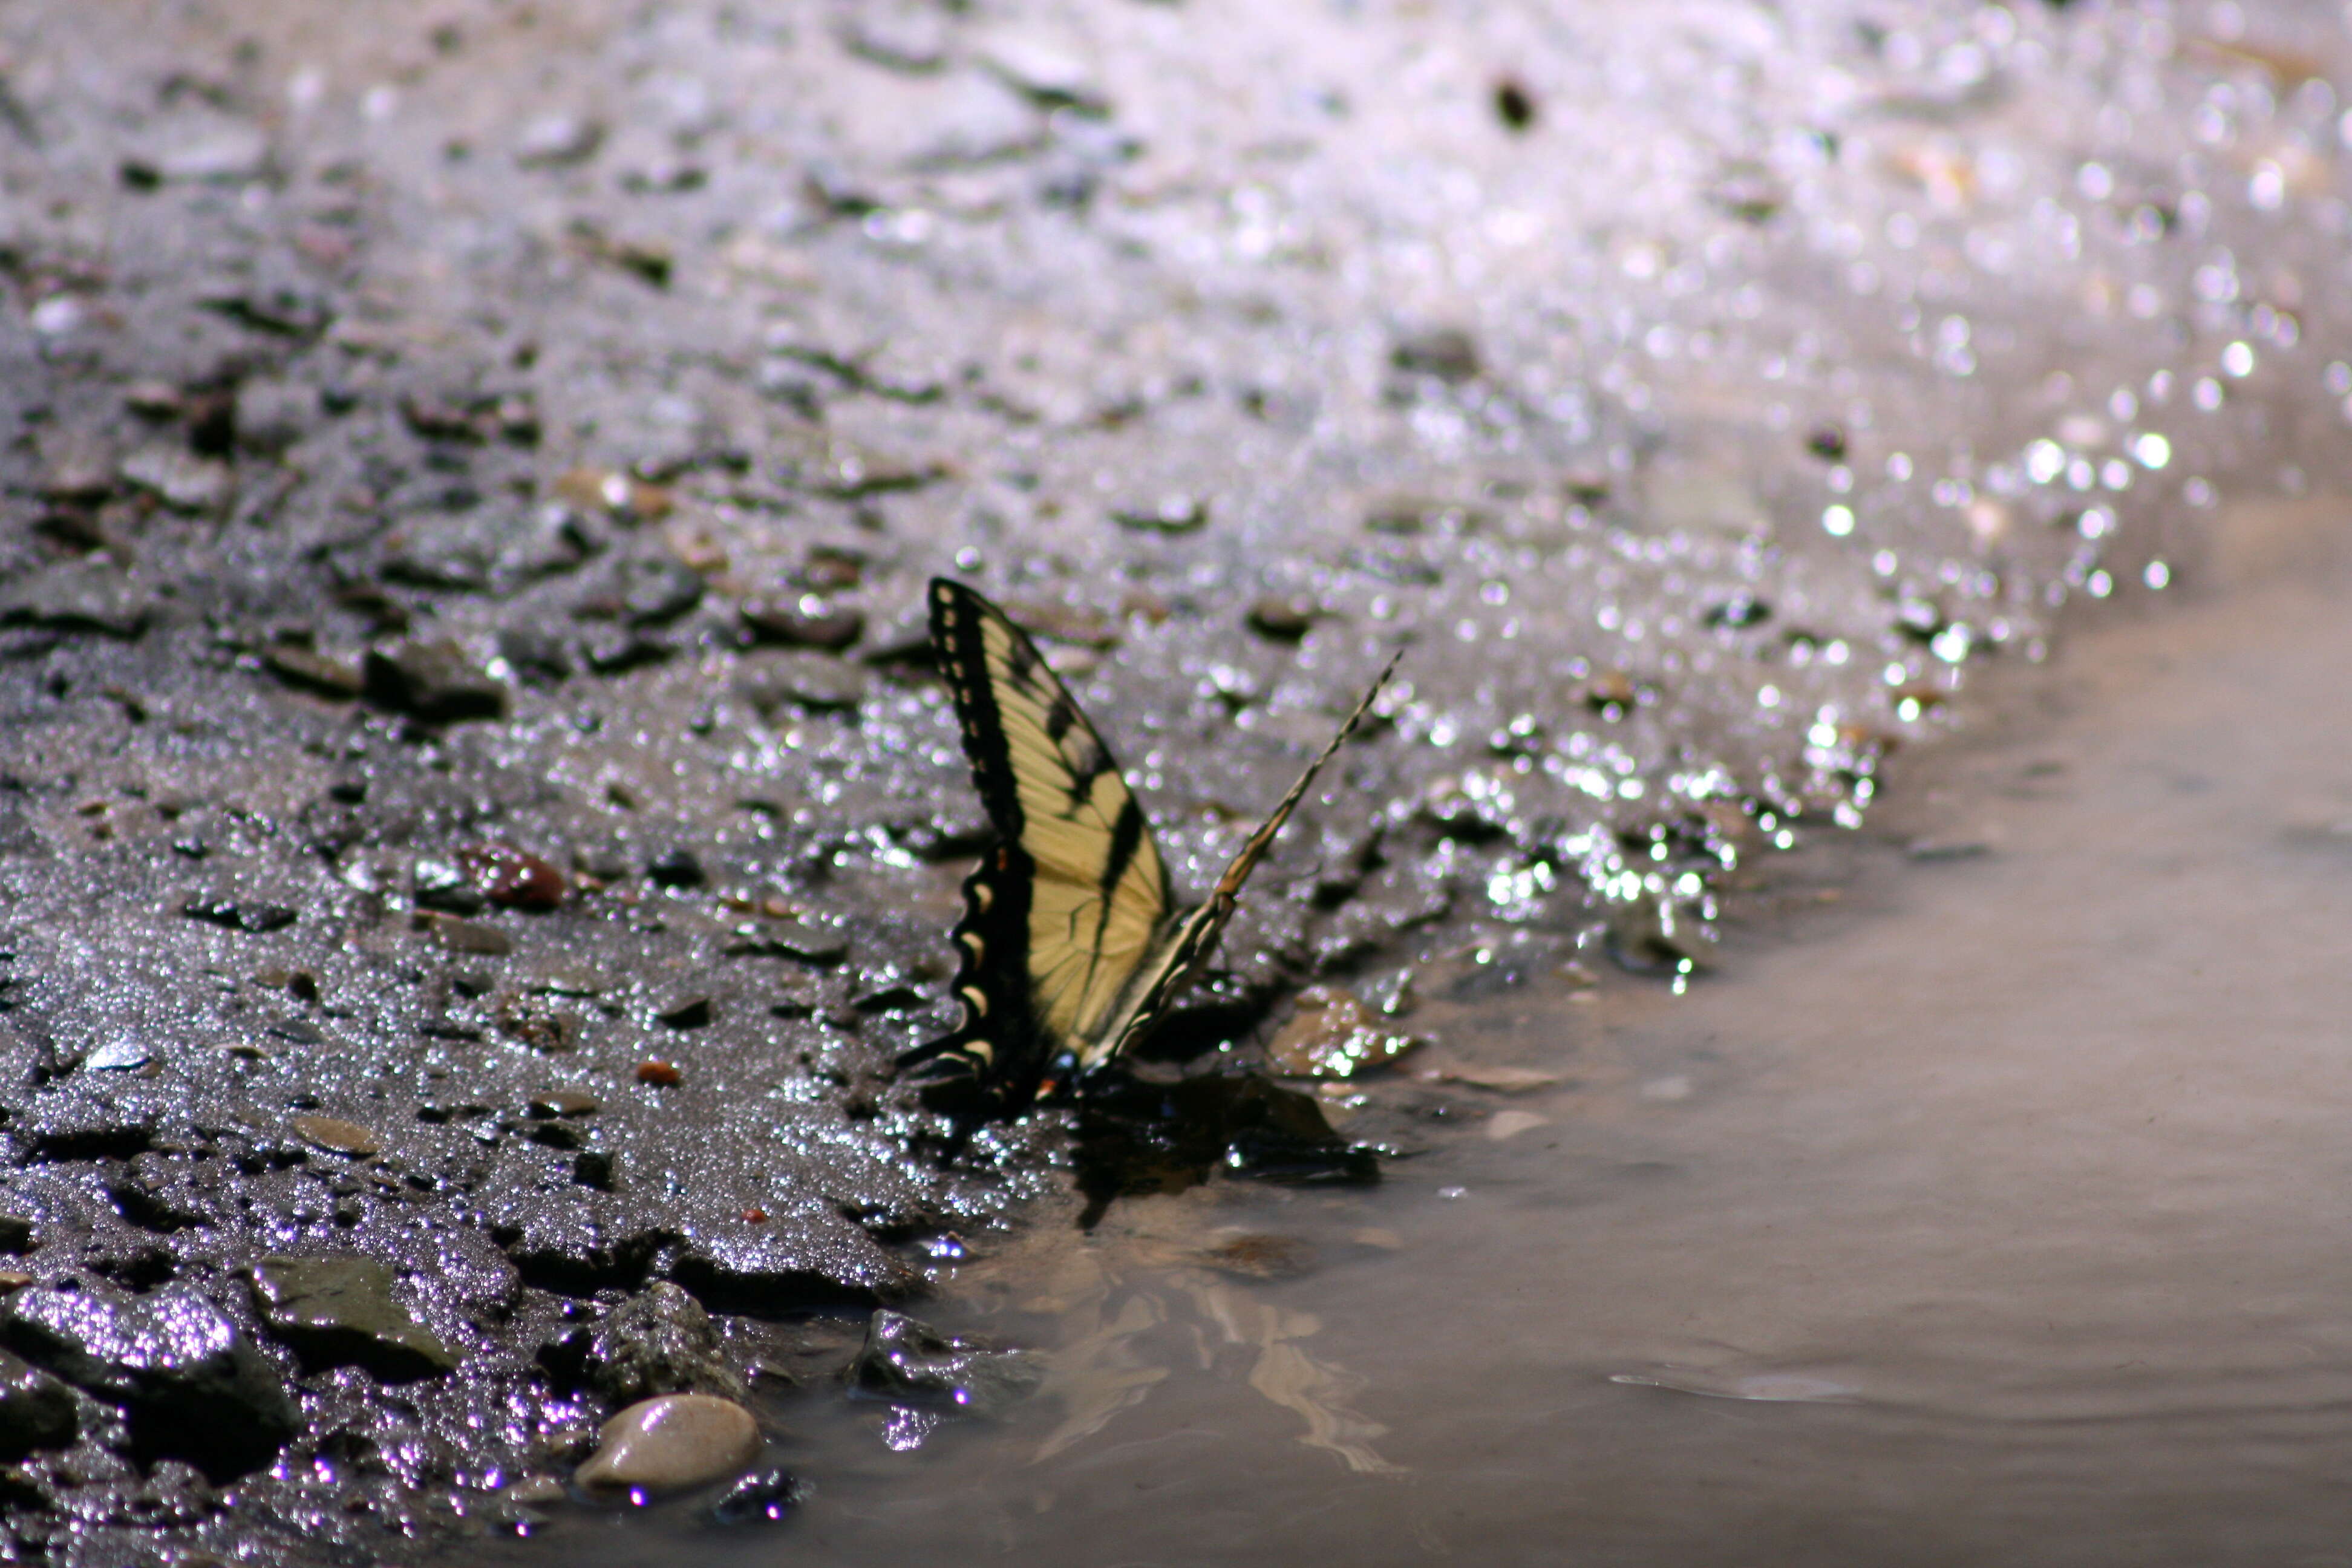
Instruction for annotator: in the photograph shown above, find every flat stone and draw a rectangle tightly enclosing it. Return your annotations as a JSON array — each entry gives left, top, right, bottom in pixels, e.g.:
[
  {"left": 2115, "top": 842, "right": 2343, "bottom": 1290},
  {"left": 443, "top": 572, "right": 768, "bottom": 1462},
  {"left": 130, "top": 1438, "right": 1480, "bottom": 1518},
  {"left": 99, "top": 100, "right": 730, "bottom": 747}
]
[
  {"left": 290, "top": 1114, "right": 382, "bottom": 1157},
  {"left": 573, "top": 1393, "right": 760, "bottom": 1496},
  {"left": 0, "top": 562, "right": 154, "bottom": 638},
  {"left": 734, "top": 653, "right": 867, "bottom": 715},
  {"left": 180, "top": 897, "right": 298, "bottom": 935},
  {"left": 739, "top": 595, "right": 863, "bottom": 650},
  {"left": 4, "top": 1283, "right": 298, "bottom": 1481},
  {"left": 119, "top": 443, "right": 233, "bottom": 512},
  {"left": 249, "top": 1256, "right": 458, "bottom": 1382},
  {"left": 233, "top": 377, "right": 322, "bottom": 453},
  {"left": 262, "top": 643, "right": 365, "bottom": 697},
  {"left": 850, "top": 1309, "right": 1044, "bottom": 1417},
  {"left": 363, "top": 638, "right": 508, "bottom": 722}
]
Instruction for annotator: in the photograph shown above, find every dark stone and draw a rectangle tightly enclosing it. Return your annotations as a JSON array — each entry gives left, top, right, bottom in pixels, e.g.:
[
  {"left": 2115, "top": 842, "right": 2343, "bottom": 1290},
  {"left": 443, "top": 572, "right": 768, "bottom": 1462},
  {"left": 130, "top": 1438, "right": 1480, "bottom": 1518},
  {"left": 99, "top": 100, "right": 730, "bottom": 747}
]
[
  {"left": 496, "top": 624, "right": 572, "bottom": 683},
  {"left": 645, "top": 848, "right": 704, "bottom": 888},
  {"left": 709, "top": 1467, "right": 808, "bottom": 1526},
  {"left": 655, "top": 996, "right": 711, "bottom": 1030},
  {"left": 413, "top": 857, "right": 486, "bottom": 915},
  {"left": 362, "top": 639, "right": 508, "bottom": 722},
  {"left": 180, "top": 897, "right": 298, "bottom": 934},
  {"left": 0, "top": 1348, "right": 78, "bottom": 1461},
  {"left": 5, "top": 1282, "right": 298, "bottom": 1481},
  {"left": 740, "top": 596, "right": 863, "bottom": 651},
  {"left": 249, "top": 1255, "right": 459, "bottom": 1382},
  {"left": 1390, "top": 326, "right": 1480, "bottom": 383},
  {"left": 849, "top": 1309, "right": 1042, "bottom": 1417},
  {"left": 581, "top": 628, "right": 674, "bottom": 674},
  {"left": 537, "top": 1281, "right": 745, "bottom": 1404}
]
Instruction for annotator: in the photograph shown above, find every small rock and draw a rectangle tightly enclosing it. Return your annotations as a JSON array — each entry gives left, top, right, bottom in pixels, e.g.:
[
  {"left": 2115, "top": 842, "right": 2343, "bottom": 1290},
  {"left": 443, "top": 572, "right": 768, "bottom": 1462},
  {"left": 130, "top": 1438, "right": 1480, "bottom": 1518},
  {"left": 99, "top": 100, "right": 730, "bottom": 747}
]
[
  {"left": 1111, "top": 492, "right": 1208, "bottom": 533},
  {"left": 635, "top": 1059, "right": 682, "bottom": 1086},
  {"left": 1266, "top": 987, "right": 1422, "bottom": 1079},
  {"left": 233, "top": 378, "right": 322, "bottom": 454},
  {"left": 1246, "top": 593, "right": 1318, "bottom": 641},
  {"left": 290, "top": 1114, "right": 382, "bottom": 1157},
  {"left": 413, "top": 857, "right": 486, "bottom": 915},
  {"left": 739, "top": 595, "right": 863, "bottom": 651},
  {"left": 540, "top": 1281, "right": 746, "bottom": 1405},
  {"left": 363, "top": 638, "right": 508, "bottom": 722},
  {"left": 734, "top": 653, "right": 867, "bottom": 716},
  {"left": 710, "top": 1467, "right": 808, "bottom": 1526},
  {"left": 80, "top": 1038, "right": 152, "bottom": 1072},
  {"left": 573, "top": 1393, "right": 761, "bottom": 1496},
  {"left": 551, "top": 466, "right": 672, "bottom": 523},
  {"left": 1486, "top": 1109, "right": 1550, "bottom": 1141},
  {"left": 261, "top": 644, "right": 364, "bottom": 697},
  {"left": 119, "top": 443, "right": 233, "bottom": 512},
  {"left": 1, "top": 562, "right": 154, "bottom": 638},
  {"left": 645, "top": 848, "right": 705, "bottom": 888},
  {"left": 38, "top": 431, "right": 116, "bottom": 500},
  {"left": 838, "top": 2, "right": 949, "bottom": 72},
  {"left": 515, "top": 113, "right": 604, "bottom": 168},
  {"left": 849, "top": 1310, "right": 1044, "bottom": 1417},
  {"left": 456, "top": 841, "right": 568, "bottom": 910},
  {"left": 4, "top": 1282, "right": 298, "bottom": 1481},
  {"left": 0, "top": 1348, "right": 77, "bottom": 1461},
  {"left": 180, "top": 897, "right": 298, "bottom": 935},
  {"left": 655, "top": 996, "right": 712, "bottom": 1030},
  {"left": 249, "top": 1256, "right": 458, "bottom": 1381},
  {"left": 416, "top": 912, "right": 514, "bottom": 956},
  {"left": 1193, "top": 1233, "right": 1316, "bottom": 1279},
  {"left": 528, "top": 1089, "right": 598, "bottom": 1118},
  {"left": 496, "top": 625, "right": 573, "bottom": 684},
  {"left": 581, "top": 553, "right": 704, "bottom": 625},
  {"left": 978, "top": 33, "right": 1108, "bottom": 113},
  {"left": 1390, "top": 327, "right": 1481, "bottom": 384}
]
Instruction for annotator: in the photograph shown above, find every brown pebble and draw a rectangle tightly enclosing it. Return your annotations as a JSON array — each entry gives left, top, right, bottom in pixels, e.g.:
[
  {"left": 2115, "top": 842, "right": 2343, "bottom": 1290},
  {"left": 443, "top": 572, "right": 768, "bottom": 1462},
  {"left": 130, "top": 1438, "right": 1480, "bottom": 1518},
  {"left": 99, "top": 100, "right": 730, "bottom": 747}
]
[
  {"left": 574, "top": 1394, "right": 760, "bottom": 1496},
  {"left": 636, "top": 1059, "right": 681, "bottom": 1086},
  {"left": 456, "top": 841, "right": 568, "bottom": 910},
  {"left": 552, "top": 465, "right": 672, "bottom": 523},
  {"left": 1246, "top": 593, "right": 1318, "bottom": 641},
  {"left": 1267, "top": 986, "right": 1422, "bottom": 1079},
  {"left": 292, "top": 1114, "right": 382, "bottom": 1157},
  {"left": 740, "top": 1207, "right": 767, "bottom": 1223}
]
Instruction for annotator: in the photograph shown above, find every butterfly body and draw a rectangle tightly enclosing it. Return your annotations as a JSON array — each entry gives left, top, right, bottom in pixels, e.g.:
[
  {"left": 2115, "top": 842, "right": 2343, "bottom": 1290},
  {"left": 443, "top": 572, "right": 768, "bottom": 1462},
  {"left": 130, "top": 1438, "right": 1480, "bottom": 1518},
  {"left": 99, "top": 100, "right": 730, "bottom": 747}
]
[{"left": 900, "top": 578, "right": 1394, "bottom": 1119}]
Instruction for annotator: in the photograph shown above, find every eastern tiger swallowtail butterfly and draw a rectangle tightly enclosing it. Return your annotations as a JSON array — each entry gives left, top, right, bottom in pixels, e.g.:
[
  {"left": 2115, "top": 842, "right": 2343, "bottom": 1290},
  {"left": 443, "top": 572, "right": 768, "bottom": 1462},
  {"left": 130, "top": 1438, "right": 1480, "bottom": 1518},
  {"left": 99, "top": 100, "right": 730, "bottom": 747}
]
[{"left": 898, "top": 578, "right": 1397, "bottom": 1119}]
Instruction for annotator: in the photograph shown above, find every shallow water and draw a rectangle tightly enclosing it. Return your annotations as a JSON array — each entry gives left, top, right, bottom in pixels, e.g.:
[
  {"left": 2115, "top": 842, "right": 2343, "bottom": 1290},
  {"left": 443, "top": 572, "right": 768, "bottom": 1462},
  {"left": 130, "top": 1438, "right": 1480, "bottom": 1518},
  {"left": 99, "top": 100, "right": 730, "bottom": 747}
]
[{"left": 523, "top": 508, "right": 2352, "bottom": 1564}]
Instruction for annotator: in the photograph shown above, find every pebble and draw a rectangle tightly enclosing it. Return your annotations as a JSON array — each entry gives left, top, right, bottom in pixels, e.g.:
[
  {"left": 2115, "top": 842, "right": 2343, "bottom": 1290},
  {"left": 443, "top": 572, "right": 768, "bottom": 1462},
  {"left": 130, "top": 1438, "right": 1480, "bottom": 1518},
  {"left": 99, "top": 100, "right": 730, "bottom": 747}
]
[
  {"left": 1485, "top": 1109, "right": 1550, "bottom": 1141},
  {"left": 573, "top": 1394, "right": 761, "bottom": 1496},
  {"left": 290, "top": 1114, "right": 382, "bottom": 1157},
  {"left": 734, "top": 653, "right": 869, "bottom": 716},
  {"left": 417, "top": 912, "right": 514, "bottom": 956},
  {"left": 636, "top": 1059, "right": 682, "bottom": 1086},
  {"left": 1390, "top": 327, "right": 1481, "bottom": 383},
  {"left": 1111, "top": 492, "right": 1208, "bottom": 533},
  {"left": 180, "top": 897, "right": 298, "bottom": 935},
  {"left": 0, "top": 563, "right": 154, "bottom": 638},
  {"left": 645, "top": 848, "right": 704, "bottom": 887},
  {"left": 515, "top": 112, "right": 604, "bottom": 168},
  {"left": 1431, "top": 1063, "right": 1561, "bottom": 1094},
  {"left": 233, "top": 378, "right": 322, "bottom": 454},
  {"left": 118, "top": 444, "right": 233, "bottom": 512},
  {"left": 362, "top": 639, "right": 508, "bottom": 722},
  {"left": 248, "top": 1256, "right": 458, "bottom": 1381},
  {"left": 1266, "top": 986, "right": 1422, "bottom": 1079},
  {"left": 977, "top": 33, "right": 1108, "bottom": 113},
  {"left": 710, "top": 1467, "right": 808, "bottom": 1526},
  {"left": 1246, "top": 593, "right": 1318, "bottom": 641},
  {"left": 38, "top": 431, "right": 115, "bottom": 500},
  {"left": 529, "top": 1089, "right": 599, "bottom": 1119},
  {"left": 261, "top": 644, "right": 364, "bottom": 697},
  {"left": 80, "top": 1039, "right": 152, "bottom": 1072},
  {"left": 740, "top": 595, "right": 864, "bottom": 650},
  {"left": 540, "top": 1281, "right": 746, "bottom": 1405},
  {"left": 456, "top": 841, "right": 569, "bottom": 910},
  {"left": 552, "top": 465, "right": 673, "bottom": 523}
]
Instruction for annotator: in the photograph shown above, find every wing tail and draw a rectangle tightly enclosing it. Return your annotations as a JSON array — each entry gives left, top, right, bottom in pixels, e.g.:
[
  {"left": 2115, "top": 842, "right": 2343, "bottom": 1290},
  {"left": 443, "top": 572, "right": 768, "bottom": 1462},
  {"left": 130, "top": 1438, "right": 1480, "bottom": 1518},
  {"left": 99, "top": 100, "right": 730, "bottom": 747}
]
[{"left": 1093, "top": 651, "right": 1400, "bottom": 1067}]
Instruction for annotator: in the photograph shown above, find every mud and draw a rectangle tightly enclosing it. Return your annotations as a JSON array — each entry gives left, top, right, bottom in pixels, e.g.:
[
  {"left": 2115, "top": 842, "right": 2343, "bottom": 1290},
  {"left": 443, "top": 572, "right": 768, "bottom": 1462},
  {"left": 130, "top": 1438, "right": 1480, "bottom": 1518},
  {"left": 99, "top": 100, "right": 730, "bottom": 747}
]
[{"left": 0, "top": 0, "right": 2347, "bottom": 1560}]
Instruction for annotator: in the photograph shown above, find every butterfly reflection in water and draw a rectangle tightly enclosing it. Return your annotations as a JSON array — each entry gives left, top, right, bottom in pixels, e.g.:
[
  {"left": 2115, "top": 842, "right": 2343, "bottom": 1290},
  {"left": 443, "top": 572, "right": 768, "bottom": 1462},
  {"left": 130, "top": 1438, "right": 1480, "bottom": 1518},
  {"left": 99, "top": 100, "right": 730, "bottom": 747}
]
[{"left": 897, "top": 578, "right": 1399, "bottom": 1121}]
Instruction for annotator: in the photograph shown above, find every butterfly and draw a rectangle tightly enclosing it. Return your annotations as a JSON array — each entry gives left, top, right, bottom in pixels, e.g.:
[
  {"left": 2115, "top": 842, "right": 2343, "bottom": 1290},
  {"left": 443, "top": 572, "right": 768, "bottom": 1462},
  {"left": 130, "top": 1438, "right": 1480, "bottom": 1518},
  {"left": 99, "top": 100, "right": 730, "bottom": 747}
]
[{"left": 898, "top": 578, "right": 1397, "bottom": 1119}]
